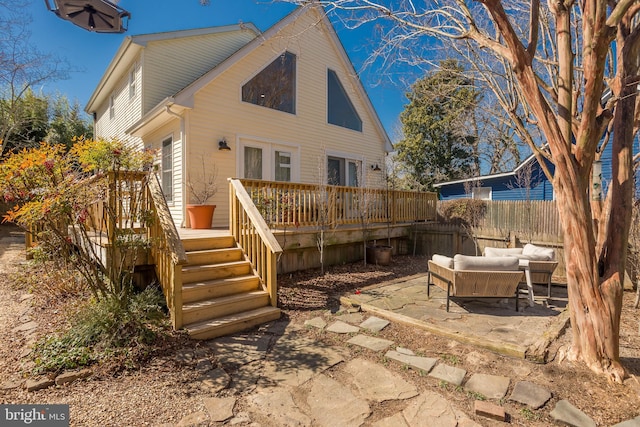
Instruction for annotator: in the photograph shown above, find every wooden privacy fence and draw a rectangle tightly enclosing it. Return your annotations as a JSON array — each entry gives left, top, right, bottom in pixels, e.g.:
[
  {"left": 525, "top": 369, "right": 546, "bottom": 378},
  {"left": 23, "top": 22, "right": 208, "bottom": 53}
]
[
  {"left": 415, "top": 200, "right": 568, "bottom": 279},
  {"left": 240, "top": 179, "right": 438, "bottom": 229},
  {"left": 474, "top": 200, "right": 562, "bottom": 238}
]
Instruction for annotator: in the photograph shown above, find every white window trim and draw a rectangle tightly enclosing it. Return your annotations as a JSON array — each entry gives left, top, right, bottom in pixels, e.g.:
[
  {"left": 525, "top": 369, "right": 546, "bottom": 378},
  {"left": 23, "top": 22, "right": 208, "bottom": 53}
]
[
  {"left": 128, "top": 66, "right": 136, "bottom": 99},
  {"left": 236, "top": 135, "right": 300, "bottom": 182},
  {"left": 109, "top": 94, "right": 115, "bottom": 120},
  {"left": 161, "top": 135, "right": 174, "bottom": 205},
  {"left": 325, "top": 149, "right": 366, "bottom": 186}
]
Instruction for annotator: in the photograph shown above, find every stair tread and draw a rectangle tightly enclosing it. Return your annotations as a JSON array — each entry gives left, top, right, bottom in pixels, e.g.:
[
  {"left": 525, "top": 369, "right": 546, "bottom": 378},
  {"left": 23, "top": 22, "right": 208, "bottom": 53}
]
[
  {"left": 183, "top": 274, "right": 259, "bottom": 290},
  {"left": 186, "top": 247, "right": 241, "bottom": 255},
  {"left": 182, "top": 290, "right": 268, "bottom": 311},
  {"left": 185, "top": 306, "right": 280, "bottom": 332},
  {"left": 182, "top": 259, "right": 250, "bottom": 271}
]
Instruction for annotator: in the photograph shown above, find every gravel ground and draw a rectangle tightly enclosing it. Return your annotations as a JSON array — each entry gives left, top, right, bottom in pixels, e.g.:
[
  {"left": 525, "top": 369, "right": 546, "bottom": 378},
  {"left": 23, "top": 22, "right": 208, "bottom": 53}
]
[{"left": 1, "top": 223, "right": 640, "bottom": 426}]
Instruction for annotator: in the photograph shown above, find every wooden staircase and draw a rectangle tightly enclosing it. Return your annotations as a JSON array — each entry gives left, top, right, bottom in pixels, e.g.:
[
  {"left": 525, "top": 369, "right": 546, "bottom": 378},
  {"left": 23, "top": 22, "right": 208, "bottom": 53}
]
[{"left": 180, "top": 234, "right": 281, "bottom": 340}]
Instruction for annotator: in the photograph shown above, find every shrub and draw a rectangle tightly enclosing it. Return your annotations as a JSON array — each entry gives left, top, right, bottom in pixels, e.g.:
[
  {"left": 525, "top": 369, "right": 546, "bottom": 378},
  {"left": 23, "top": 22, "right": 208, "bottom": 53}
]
[{"left": 32, "top": 285, "right": 167, "bottom": 374}]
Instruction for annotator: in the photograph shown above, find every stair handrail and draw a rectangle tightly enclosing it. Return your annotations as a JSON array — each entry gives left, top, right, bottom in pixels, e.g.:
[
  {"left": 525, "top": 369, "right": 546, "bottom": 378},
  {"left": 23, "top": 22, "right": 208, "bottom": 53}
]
[
  {"left": 228, "top": 178, "right": 283, "bottom": 307},
  {"left": 147, "top": 173, "right": 188, "bottom": 328}
]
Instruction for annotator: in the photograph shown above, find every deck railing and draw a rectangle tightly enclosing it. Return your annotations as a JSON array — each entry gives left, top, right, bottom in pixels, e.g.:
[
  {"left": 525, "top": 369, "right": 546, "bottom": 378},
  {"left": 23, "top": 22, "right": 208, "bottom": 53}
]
[
  {"left": 68, "top": 171, "right": 188, "bottom": 329},
  {"left": 146, "top": 174, "right": 188, "bottom": 329},
  {"left": 229, "top": 179, "right": 283, "bottom": 306},
  {"left": 240, "top": 179, "right": 438, "bottom": 228}
]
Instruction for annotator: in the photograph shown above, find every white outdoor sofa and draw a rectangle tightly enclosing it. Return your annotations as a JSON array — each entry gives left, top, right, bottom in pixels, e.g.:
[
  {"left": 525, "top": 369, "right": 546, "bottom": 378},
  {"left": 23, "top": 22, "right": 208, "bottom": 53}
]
[
  {"left": 484, "top": 244, "right": 558, "bottom": 301},
  {"left": 427, "top": 254, "right": 524, "bottom": 312}
]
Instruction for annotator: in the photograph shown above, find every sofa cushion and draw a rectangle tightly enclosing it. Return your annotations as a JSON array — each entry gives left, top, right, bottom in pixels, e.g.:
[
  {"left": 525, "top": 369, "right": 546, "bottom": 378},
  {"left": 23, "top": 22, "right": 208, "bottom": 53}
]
[
  {"left": 522, "top": 243, "right": 555, "bottom": 261},
  {"left": 431, "top": 254, "right": 454, "bottom": 268},
  {"left": 454, "top": 254, "right": 520, "bottom": 271},
  {"left": 484, "top": 247, "right": 523, "bottom": 257}
]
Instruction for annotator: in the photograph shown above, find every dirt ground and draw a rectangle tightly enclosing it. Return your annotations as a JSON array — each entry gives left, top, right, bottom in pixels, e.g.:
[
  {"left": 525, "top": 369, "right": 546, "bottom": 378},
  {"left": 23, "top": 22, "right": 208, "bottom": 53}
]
[{"left": 1, "top": 223, "right": 640, "bottom": 426}]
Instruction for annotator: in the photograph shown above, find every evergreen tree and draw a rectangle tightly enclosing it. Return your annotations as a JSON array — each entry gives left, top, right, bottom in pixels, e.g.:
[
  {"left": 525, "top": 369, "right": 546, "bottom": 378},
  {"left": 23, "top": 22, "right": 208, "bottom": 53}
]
[{"left": 395, "top": 60, "right": 480, "bottom": 190}]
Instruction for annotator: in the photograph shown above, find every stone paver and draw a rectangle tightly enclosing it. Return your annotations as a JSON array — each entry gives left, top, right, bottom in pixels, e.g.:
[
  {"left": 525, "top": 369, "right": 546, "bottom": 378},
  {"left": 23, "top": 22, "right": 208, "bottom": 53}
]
[
  {"left": 359, "top": 316, "right": 390, "bottom": 332},
  {"left": 248, "top": 389, "right": 311, "bottom": 426},
  {"left": 509, "top": 380, "right": 552, "bottom": 409},
  {"left": 304, "top": 317, "right": 326, "bottom": 329},
  {"left": 384, "top": 350, "right": 437, "bottom": 374},
  {"left": 428, "top": 363, "right": 467, "bottom": 386},
  {"left": 347, "top": 334, "right": 394, "bottom": 351},
  {"left": 198, "top": 367, "right": 230, "bottom": 393},
  {"left": 550, "top": 400, "right": 596, "bottom": 427},
  {"left": 402, "top": 391, "right": 481, "bottom": 427},
  {"left": 326, "top": 320, "right": 360, "bottom": 334},
  {"left": 12, "top": 320, "right": 38, "bottom": 333},
  {"left": 203, "top": 397, "right": 235, "bottom": 423},
  {"left": 343, "top": 358, "right": 419, "bottom": 402},
  {"left": 464, "top": 373, "right": 510, "bottom": 399},
  {"left": 177, "top": 411, "right": 208, "bottom": 427},
  {"left": 336, "top": 312, "right": 365, "bottom": 324},
  {"left": 307, "top": 374, "right": 371, "bottom": 427},
  {"left": 208, "top": 334, "right": 271, "bottom": 369},
  {"left": 612, "top": 416, "right": 640, "bottom": 427},
  {"left": 372, "top": 412, "right": 409, "bottom": 427},
  {"left": 25, "top": 378, "right": 55, "bottom": 392},
  {"left": 262, "top": 335, "right": 346, "bottom": 387},
  {"left": 55, "top": 368, "right": 92, "bottom": 385}
]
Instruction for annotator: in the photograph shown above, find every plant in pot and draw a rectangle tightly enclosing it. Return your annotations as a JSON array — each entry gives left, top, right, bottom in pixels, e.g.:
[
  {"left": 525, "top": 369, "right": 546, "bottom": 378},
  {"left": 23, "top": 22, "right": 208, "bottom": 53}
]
[{"left": 186, "top": 159, "right": 218, "bottom": 229}]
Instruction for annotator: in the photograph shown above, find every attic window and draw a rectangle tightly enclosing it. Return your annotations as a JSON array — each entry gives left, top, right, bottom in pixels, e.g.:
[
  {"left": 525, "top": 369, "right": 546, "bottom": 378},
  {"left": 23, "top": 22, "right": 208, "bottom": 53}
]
[
  {"left": 327, "top": 69, "right": 362, "bottom": 132},
  {"left": 242, "top": 52, "right": 296, "bottom": 114}
]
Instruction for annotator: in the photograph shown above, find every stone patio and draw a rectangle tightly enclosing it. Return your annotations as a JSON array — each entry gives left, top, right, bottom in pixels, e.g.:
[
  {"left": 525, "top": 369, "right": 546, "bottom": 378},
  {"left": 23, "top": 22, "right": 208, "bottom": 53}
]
[{"left": 340, "top": 273, "right": 569, "bottom": 360}]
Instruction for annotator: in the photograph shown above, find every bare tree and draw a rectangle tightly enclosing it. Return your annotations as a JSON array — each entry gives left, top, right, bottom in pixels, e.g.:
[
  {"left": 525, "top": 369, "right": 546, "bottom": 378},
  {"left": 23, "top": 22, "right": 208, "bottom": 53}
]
[
  {"left": 0, "top": 1, "right": 70, "bottom": 154},
  {"left": 277, "top": 1, "right": 640, "bottom": 382}
]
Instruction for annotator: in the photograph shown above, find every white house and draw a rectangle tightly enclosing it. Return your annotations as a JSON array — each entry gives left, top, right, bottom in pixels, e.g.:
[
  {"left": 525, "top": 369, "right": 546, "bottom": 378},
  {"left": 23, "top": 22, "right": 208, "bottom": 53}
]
[{"left": 86, "top": 5, "right": 392, "bottom": 229}]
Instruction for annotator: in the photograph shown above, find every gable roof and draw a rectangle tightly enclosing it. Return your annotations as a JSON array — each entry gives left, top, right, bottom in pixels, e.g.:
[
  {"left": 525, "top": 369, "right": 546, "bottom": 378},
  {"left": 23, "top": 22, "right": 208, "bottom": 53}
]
[
  {"left": 432, "top": 153, "right": 541, "bottom": 188},
  {"left": 84, "top": 23, "right": 261, "bottom": 113},
  {"left": 123, "top": 5, "right": 393, "bottom": 152}
]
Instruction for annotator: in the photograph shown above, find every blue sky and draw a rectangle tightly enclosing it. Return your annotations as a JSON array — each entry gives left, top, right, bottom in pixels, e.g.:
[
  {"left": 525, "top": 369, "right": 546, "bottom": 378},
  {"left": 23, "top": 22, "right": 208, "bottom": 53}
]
[{"left": 26, "top": 0, "right": 409, "bottom": 141}]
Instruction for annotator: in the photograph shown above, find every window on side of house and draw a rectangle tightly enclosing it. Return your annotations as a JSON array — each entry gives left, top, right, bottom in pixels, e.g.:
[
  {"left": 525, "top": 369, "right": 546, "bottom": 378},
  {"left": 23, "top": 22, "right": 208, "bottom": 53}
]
[
  {"left": 274, "top": 150, "right": 291, "bottom": 182},
  {"left": 472, "top": 187, "right": 492, "bottom": 200},
  {"left": 109, "top": 94, "right": 115, "bottom": 120},
  {"left": 129, "top": 67, "right": 136, "bottom": 99},
  {"left": 327, "top": 69, "right": 362, "bottom": 132},
  {"left": 327, "top": 155, "right": 361, "bottom": 187},
  {"left": 162, "top": 137, "right": 173, "bottom": 202},
  {"left": 242, "top": 52, "right": 296, "bottom": 114}
]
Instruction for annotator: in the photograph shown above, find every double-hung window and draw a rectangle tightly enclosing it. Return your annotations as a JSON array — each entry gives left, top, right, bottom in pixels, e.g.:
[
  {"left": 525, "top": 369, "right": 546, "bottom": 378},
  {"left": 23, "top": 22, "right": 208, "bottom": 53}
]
[{"left": 162, "top": 137, "right": 173, "bottom": 202}]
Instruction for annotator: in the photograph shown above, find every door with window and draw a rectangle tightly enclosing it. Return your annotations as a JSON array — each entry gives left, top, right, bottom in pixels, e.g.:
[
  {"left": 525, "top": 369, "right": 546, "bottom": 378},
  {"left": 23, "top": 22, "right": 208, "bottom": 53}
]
[
  {"left": 327, "top": 155, "right": 360, "bottom": 187},
  {"left": 240, "top": 140, "right": 298, "bottom": 182}
]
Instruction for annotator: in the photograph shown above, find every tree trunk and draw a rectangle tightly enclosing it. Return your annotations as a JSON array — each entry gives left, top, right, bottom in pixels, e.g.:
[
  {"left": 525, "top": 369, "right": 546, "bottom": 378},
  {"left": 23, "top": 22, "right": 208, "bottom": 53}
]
[{"left": 554, "top": 165, "right": 626, "bottom": 382}]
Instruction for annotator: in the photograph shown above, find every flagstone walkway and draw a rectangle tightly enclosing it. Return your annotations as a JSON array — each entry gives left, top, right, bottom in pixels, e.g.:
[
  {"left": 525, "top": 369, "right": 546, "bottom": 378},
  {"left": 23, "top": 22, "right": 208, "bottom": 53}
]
[{"left": 163, "top": 309, "right": 639, "bottom": 427}]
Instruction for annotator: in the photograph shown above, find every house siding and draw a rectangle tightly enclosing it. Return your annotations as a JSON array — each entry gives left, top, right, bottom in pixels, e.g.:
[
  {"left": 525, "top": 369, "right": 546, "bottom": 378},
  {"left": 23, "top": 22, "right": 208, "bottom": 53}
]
[
  {"left": 142, "top": 30, "right": 257, "bottom": 114},
  {"left": 184, "top": 8, "right": 388, "bottom": 227},
  {"left": 146, "top": 120, "right": 185, "bottom": 227},
  {"left": 94, "top": 60, "right": 144, "bottom": 149},
  {"left": 438, "top": 159, "right": 555, "bottom": 201}
]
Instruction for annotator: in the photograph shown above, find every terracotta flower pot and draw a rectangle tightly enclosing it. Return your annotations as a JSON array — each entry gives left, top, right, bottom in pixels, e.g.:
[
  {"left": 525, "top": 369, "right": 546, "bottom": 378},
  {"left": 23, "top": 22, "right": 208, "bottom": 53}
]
[{"left": 187, "top": 204, "right": 216, "bottom": 229}]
